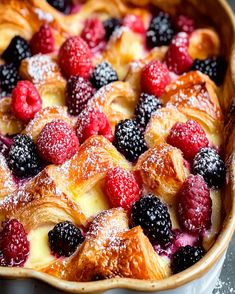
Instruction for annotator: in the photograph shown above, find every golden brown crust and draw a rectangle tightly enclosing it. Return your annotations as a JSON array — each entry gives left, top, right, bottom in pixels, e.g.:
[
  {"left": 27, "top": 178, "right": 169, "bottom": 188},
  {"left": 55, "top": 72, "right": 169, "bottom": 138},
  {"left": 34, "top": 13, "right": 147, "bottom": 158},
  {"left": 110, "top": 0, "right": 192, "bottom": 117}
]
[
  {"left": 135, "top": 143, "right": 189, "bottom": 205},
  {"left": 0, "top": 154, "right": 17, "bottom": 200}
]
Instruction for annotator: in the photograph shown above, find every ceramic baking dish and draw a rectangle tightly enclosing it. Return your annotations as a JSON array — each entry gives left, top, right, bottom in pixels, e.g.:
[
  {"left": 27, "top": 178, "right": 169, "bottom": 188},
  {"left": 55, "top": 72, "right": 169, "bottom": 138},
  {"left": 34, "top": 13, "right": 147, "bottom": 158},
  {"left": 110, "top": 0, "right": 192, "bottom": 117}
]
[{"left": 0, "top": 0, "right": 234, "bottom": 293}]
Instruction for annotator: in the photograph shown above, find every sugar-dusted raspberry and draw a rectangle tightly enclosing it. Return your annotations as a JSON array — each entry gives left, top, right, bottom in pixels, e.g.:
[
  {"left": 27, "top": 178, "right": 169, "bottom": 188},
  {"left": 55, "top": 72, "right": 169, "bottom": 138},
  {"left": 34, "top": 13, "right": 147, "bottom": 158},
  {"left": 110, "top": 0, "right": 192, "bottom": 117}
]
[
  {"left": 0, "top": 219, "right": 29, "bottom": 267},
  {"left": 105, "top": 167, "right": 141, "bottom": 211},
  {"left": 37, "top": 120, "right": 79, "bottom": 164},
  {"left": 59, "top": 36, "right": 92, "bottom": 78},
  {"left": 178, "top": 175, "right": 212, "bottom": 233},
  {"left": 141, "top": 60, "right": 171, "bottom": 97},
  {"left": 11, "top": 80, "right": 42, "bottom": 121},
  {"left": 66, "top": 76, "right": 95, "bottom": 115},
  {"left": 167, "top": 120, "right": 209, "bottom": 161},
  {"left": 30, "top": 24, "right": 55, "bottom": 55},
  {"left": 123, "top": 14, "right": 145, "bottom": 34},
  {"left": 2, "top": 36, "right": 31, "bottom": 67},
  {"left": 48, "top": 221, "right": 84, "bottom": 257},
  {"left": 76, "top": 109, "right": 113, "bottom": 143},
  {"left": 175, "top": 15, "right": 195, "bottom": 34},
  {"left": 171, "top": 245, "right": 204, "bottom": 274},
  {"left": 81, "top": 18, "right": 105, "bottom": 49},
  {"left": 165, "top": 32, "right": 193, "bottom": 74}
]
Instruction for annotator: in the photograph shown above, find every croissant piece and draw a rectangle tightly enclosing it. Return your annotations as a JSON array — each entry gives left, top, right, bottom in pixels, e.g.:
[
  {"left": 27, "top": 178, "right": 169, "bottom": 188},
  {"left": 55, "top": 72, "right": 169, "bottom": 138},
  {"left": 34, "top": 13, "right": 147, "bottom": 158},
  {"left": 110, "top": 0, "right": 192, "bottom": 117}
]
[
  {"left": 135, "top": 143, "right": 189, "bottom": 205},
  {"left": 0, "top": 97, "right": 25, "bottom": 135},
  {"left": 145, "top": 107, "right": 188, "bottom": 148},
  {"left": 0, "top": 154, "right": 16, "bottom": 201}
]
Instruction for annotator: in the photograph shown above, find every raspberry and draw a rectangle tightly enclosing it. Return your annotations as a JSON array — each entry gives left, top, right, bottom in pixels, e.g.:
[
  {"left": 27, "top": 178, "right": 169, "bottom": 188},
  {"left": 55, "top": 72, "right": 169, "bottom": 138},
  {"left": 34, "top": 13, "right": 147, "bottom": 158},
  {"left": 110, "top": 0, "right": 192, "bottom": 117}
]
[
  {"left": 0, "top": 219, "right": 29, "bottom": 267},
  {"left": 146, "top": 12, "right": 175, "bottom": 48},
  {"left": 11, "top": 80, "right": 42, "bottom": 121},
  {"left": 135, "top": 92, "right": 162, "bottom": 129},
  {"left": 7, "top": 134, "right": 41, "bottom": 177},
  {"left": 113, "top": 119, "right": 147, "bottom": 162},
  {"left": 48, "top": 221, "right": 84, "bottom": 257},
  {"left": 0, "top": 63, "right": 21, "bottom": 93},
  {"left": 81, "top": 18, "right": 105, "bottom": 49},
  {"left": 66, "top": 76, "right": 95, "bottom": 115},
  {"left": 175, "top": 15, "right": 195, "bottom": 34},
  {"left": 37, "top": 120, "right": 79, "bottom": 165},
  {"left": 59, "top": 36, "right": 92, "bottom": 78},
  {"left": 165, "top": 32, "right": 193, "bottom": 74},
  {"left": 76, "top": 109, "right": 113, "bottom": 143},
  {"left": 191, "top": 57, "right": 227, "bottom": 86},
  {"left": 90, "top": 61, "right": 118, "bottom": 89},
  {"left": 141, "top": 60, "right": 171, "bottom": 97},
  {"left": 46, "top": 0, "right": 72, "bottom": 14},
  {"left": 30, "top": 24, "right": 55, "bottom": 55},
  {"left": 178, "top": 175, "right": 212, "bottom": 233},
  {"left": 123, "top": 14, "right": 145, "bottom": 34},
  {"left": 131, "top": 194, "right": 173, "bottom": 245},
  {"left": 171, "top": 245, "right": 204, "bottom": 274},
  {"left": 105, "top": 167, "right": 140, "bottom": 211},
  {"left": 167, "top": 120, "right": 209, "bottom": 161},
  {"left": 193, "top": 147, "right": 226, "bottom": 188},
  {"left": 103, "top": 18, "right": 122, "bottom": 40},
  {"left": 2, "top": 36, "right": 31, "bottom": 67}
]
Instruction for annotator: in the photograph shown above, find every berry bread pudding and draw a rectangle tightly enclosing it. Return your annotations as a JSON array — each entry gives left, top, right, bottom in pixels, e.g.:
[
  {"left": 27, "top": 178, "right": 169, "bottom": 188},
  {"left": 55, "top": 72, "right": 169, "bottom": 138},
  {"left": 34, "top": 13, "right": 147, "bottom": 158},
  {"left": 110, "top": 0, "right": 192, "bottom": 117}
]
[{"left": 0, "top": 0, "right": 233, "bottom": 285}]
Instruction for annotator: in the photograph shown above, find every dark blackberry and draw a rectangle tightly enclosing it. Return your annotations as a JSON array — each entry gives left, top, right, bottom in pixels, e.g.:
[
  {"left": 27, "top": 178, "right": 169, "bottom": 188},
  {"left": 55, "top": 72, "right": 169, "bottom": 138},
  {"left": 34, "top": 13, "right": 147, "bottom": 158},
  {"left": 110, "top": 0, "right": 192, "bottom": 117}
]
[
  {"left": 0, "top": 63, "right": 21, "bottom": 93},
  {"left": 48, "top": 221, "right": 84, "bottom": 257},
  {"left": 146, "top": 12, "right": 175, "bottom": 48},
  {"left": 171, "top": 245, "right": 205, "bottom": 274},
  {"left": 113, "top": 119, "right": 147, "bottom": 162},
  {"left": 46, "top": 0, "right": 72, "bottom": 14},
  {"left": 193, "top": 147, "right": 226, "bottom": 188},
  {"left": 2, "top": 36, "right": 31, "bottom": 67},
  {"left": 90, "top": 61, "right": 118, "bottom": 89},
  {"left": 66, "top": 76, "right": 95, "bottom": 115},
  {"left": 135, "top": 93, "right": 162, "bottom": 129},
  {"left": 131, "top": 194, "right": 173, "bottom": 245},
  {"left": 191, "top": 57, "right": 227, "bottom": 86},
  {"left": 7, "top": 134, "right": 41, "bottom": 178},
  {"left": 103, "top": 18, "right": 122, "bottom": 40}
]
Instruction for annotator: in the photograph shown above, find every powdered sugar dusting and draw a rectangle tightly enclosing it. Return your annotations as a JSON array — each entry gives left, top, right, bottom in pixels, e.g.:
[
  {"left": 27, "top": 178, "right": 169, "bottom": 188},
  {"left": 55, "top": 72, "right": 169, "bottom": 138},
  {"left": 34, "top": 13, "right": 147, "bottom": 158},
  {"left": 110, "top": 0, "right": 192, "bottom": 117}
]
[{"left": 34, "top": 8, "right": 54, "bottom": 23}]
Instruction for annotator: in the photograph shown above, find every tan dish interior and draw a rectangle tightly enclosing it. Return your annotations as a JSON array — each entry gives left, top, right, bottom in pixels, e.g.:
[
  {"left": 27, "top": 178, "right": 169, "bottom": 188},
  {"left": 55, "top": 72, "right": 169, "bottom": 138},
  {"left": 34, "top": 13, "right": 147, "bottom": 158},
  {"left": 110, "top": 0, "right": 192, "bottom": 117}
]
[{"left": 0, "top": 0, "right": 234, "bottom": 293}]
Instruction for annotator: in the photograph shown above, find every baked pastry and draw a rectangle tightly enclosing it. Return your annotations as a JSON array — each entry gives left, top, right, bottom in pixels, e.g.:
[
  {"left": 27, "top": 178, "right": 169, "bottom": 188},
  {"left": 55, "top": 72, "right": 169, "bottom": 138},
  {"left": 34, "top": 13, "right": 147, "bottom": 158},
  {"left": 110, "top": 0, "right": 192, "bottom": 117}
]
[{"left": 0, "top": 0, "right": 228, "bottom": 284}]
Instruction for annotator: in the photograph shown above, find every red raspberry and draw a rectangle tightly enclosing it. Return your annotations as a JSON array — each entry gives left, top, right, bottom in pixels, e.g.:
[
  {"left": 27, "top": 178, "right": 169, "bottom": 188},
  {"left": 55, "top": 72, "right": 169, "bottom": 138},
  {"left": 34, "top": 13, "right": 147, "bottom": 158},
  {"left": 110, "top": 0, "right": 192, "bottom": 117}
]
[
  {"left": 105, "top": 167, "right": 141, "bottom": 211},
  {"left": 66, "top": 76, "right": 95, "bottom": 115},
  {"left": 30, "top": 24, "right": 55, "bottom": 55},
  {"left": 0, "top": 219, "right": 29, "bottom": 267},
  {"left": 76, "top": 109, "right": 113, "bottom": 143},
  {"left": 12, "top": 80, "right": 42, "bottom": 121},
  {"left": 165, "top": 32, "right": 193, "bottom": 74},
  {"left": 167, "top": 120, "right": 209, "bottom": 161},
  {"left": 123, "top": 14, "right": 145, "bottom": 34},
  {"left": 141, "top": 60, "right": 171, "bottom": 97},
  {"left": 37, "top": 120, "right": 79, "bottom": 165},
  {"left": 178, "top": 175, "right": 212, "bottom": 233},
  {"left": 175, "top": 15, "right": 195, "bottom": 34},
  {"left": 59, "top": 36, "right": 92, "bottom": 78},
  {"left": 81, "top": 18, "right": 105, "bottom": 49}
]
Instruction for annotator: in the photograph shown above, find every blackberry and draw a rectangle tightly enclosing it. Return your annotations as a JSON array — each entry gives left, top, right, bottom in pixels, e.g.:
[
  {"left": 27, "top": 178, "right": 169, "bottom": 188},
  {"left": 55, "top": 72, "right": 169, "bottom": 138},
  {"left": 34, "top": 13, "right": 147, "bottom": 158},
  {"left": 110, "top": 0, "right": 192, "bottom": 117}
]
[
  {"left": 48, "top": 221, "right": 84, "bottom": 257},
  {"left": 146, "top": 12, "right": 175, "bottom": 48},
  {"left": 0, "top": 63, "right": 21, "bottom": 93},
  {"left": 135, "top": 93, "right": 162, "bottom": 129},
  {"left": 46, "top": 0, "right": 72, "bottom": 14},
  {"left": 191, "top": 57, "right": 227, "bottom": 86},
  {"left": 2, "top": 36, "right": 31, "bottom": 67},
  {"left": 113, "top": 119, "right": 147, "bottom": 162},
  {"left": 66, "top": 76, "right": 95, "bottom": 115},
  {"left": 91, "top": 61, "right": 118, "bottom": 89},
  {"left": 193, "top": 147, "right": 226, "bottom": 188},
  {"left": 7, "top": 134, "right": 41, "bottom": 178},
  {"left": 171, "top": 245, "right": 205, "bottom": 274},
  {"left": 131, "top": 194, "right": 173, "bottom": 245},
  {"left": 103, "top": 18, "right": 122, "bottom": 40}
]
